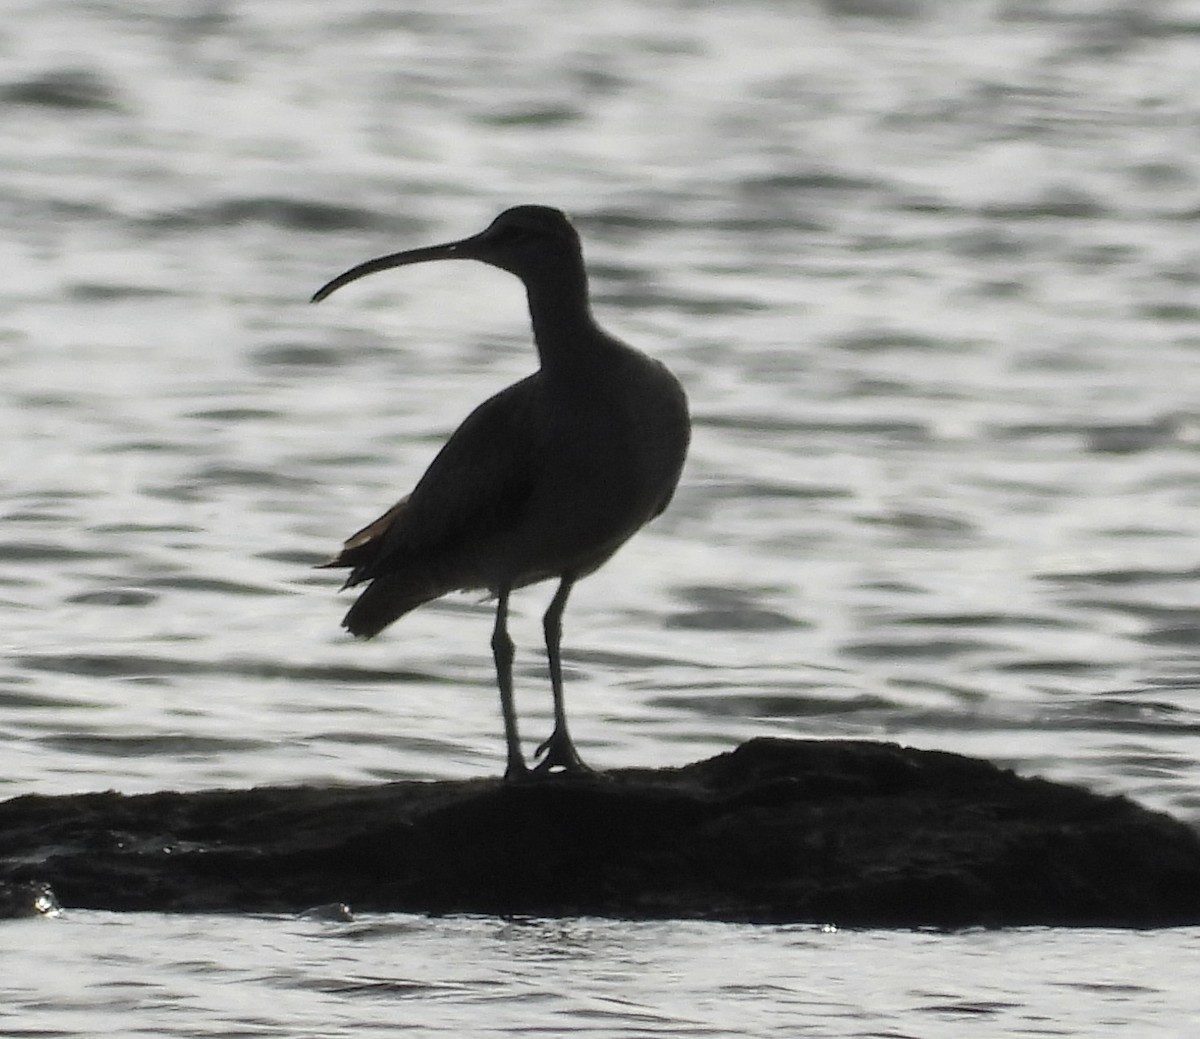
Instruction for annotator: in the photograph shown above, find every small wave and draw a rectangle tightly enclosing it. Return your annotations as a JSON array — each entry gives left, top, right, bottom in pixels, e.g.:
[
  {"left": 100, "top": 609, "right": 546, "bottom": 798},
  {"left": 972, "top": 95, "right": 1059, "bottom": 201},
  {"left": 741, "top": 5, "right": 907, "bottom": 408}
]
[
  {"left": 250, "top": 343, "right": 345, "bottom": 369},
  {"left": 996, "top": 658, "right": 1112, "bottom": 675},
  {"left": 179, "top": 407, "right": 281, "bottom": 422},
  {"left": 0, "top": 543, "right": 108, "bottom": 563},
  {"left": 0, "top": 67, "right": 122, "bottom": 111},
  {"left": 891, "top": 611, "right": 1076, "bottom": 630},
  {"left": 841, "top": 637, "right": 1002, "bottom": 661},
  {"left": 1041, "top": 565, "right": 1200, "bottom": 586},
  {"left": 38, "top": 733, "right": 272, "bottom": 757},
  {"left": 67, "top": 282, "right": 178, "bottom": 301},
  {"left": 665, "top": 608, "right": 801, "bottom": 632},
  {"left": 666, "top": 584, "right": 805, "bottom": 632},
  {"left": 697, "top": 413, "right": 930, "bottom": 439},
  {"left": 17, "top": 653, "right": 443, "bottom": 685},
  {"left": 139, "top": 575, "right": 280, "bottom": 597},
  {"left": 475, "top": 103, "right": 581, "bottom": 128},
  {"left": 661, "top": 692, "right": 894, "bottom": 717},
  {"left": 65, "top": 589, "right": 158, "bottom": 607},
  {"left": 143, "top": 197, "right": 387, "bottom": 233},
  {"left": 185, "top": 465, "right": 313, "bottom": 491},
  {"left": 833, "top": 329, "right": 955, "bottom": 354}
]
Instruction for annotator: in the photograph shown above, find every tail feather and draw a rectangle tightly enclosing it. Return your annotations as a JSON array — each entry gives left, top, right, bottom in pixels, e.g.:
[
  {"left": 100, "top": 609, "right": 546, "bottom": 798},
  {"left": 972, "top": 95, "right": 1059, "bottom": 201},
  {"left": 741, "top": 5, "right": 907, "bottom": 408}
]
[
  {"left": 317, "top": 497, "right": 409, "bottom": 584},
  {"left": 321, "top": 495, "right": 465, "bottom": 638},
  {"left": 342, "top": 572, "right": 444, "bottom": 638}
]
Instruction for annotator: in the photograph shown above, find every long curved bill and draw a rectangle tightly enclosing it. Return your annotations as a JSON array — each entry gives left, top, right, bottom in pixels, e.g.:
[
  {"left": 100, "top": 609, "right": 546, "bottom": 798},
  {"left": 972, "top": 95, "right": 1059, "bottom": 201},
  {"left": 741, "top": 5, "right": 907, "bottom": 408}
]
[{"left": 311, "top": 235, "right": 481, "bottom": 303}]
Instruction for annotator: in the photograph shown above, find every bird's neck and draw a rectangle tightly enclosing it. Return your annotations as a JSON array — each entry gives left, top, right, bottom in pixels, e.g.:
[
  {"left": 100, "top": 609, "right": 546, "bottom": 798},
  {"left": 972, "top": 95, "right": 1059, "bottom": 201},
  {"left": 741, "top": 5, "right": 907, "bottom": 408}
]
[{"left": 522, "top": 265, "right": 606, "bottom": 372}]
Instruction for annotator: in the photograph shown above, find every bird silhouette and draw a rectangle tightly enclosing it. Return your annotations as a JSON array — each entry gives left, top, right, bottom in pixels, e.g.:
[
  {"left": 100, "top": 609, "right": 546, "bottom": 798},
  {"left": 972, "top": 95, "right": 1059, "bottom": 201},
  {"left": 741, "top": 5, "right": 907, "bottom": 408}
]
[{"left": 312, "top": 206, "right": 690, "bottom": 778}]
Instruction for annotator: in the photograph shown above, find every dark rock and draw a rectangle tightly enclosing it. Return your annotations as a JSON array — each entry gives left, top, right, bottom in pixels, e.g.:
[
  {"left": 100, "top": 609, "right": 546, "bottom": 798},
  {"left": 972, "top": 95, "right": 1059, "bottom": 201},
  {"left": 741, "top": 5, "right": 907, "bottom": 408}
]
[{"left": 1, "top": 738, "right": 1198, "bottom": 927}]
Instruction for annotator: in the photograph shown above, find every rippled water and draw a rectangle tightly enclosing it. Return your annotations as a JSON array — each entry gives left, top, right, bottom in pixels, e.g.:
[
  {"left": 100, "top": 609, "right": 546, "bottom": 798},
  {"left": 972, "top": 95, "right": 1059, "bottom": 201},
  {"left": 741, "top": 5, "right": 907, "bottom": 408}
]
[
  {"left": 5, "top": 913, "right": 1200, "bottom": 1038},
  {"left": 2, "top": 0, "right": 1199, "bottom": 1033}
]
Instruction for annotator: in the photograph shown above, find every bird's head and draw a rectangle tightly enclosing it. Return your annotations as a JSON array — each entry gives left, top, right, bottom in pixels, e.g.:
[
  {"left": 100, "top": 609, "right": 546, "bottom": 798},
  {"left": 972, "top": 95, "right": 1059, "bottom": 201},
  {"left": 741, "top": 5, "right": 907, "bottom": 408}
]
[{"left": 312, "top": 205, "right": 584, "bottom": 302}]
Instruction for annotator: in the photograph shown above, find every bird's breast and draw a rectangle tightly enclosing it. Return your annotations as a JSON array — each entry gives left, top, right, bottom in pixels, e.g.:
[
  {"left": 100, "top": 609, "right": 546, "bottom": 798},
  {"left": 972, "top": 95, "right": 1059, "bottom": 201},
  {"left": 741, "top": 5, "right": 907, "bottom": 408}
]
[{"left": 525, "top": 354, "right": 688, "bottom": 539}]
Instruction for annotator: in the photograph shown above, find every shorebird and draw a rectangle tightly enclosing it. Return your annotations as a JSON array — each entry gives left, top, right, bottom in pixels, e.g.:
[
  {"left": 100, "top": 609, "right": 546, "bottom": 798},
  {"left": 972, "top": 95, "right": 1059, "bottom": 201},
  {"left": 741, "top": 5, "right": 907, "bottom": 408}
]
[{"left": 312, "top": 206, "right": 690, "bottom": 778}]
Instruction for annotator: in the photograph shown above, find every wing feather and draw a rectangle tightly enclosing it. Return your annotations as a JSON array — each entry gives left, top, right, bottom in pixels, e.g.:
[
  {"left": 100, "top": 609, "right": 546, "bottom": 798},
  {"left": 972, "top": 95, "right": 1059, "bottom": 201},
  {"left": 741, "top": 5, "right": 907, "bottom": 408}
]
[{"left": 322, "top": 374, "right": 540, "bottom": 589}]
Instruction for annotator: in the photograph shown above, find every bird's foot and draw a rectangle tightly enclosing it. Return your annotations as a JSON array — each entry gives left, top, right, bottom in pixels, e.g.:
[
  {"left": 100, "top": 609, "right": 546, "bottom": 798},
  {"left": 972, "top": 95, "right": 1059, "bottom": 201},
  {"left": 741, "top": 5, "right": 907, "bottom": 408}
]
[
  {"left": 503, "top": 754, "right": 531, "bottom": 782},
  {"left": 532, "top": 729, "right": 593, "bottom": 775}
]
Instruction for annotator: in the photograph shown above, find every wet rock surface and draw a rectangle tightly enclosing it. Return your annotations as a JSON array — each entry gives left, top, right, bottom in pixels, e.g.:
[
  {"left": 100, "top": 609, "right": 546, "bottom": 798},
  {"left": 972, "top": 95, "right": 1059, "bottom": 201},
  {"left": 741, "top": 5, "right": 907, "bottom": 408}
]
[{"left": 2, "top": 738, "right": 1198, "bottom": 927}]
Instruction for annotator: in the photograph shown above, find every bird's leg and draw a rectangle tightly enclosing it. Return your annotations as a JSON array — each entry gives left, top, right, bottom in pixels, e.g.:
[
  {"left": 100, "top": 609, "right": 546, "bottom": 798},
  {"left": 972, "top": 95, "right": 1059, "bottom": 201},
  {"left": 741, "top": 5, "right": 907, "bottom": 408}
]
[
  {"left": 534, "top": 575, "right": 591, "bottom": 773},
  {"left": 492, "top": 586, "right": 528, "bottom": 780}
]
